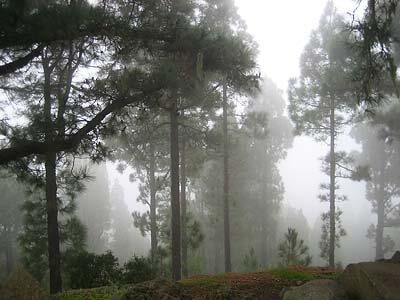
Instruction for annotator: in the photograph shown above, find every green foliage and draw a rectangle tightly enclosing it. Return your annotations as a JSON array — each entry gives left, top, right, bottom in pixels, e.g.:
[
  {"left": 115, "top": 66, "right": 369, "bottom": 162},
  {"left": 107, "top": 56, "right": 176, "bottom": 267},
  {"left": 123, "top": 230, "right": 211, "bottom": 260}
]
[
  {"left": 110, "top": 181, "right": 147, "bottom": 264},
  {"left": 179, "top": 273, "right": 229, "bottom": 288},
  {"left": 319, "top": 210, "right": 346, "bottom": 263},
  {"left": 75, "top": 162, "right": 112, "bottom": 255},
  {"left": 270, "top": 268, "right": 314, "bottom": 282},
  {"left": 366, "top": 224, "right": 396, "bottom": 255},
  {"left": 121, "top": 256, "right": 155, "bottom": 285},
  {"left": 278, "top": 228, "right": 312, "bottom": 267},
  {"left": 241, "top": 248, "right": 259, "bottom": 272},
  {"left": 0, "top": 267, "right": 49, "bottom": 300},
  {"left": 19, "top": 190, "right": 87, "bottom": 283},
  {"left": 288, "top": 1, "right": 356, "bottom": 142},
  {"left": 348, "top": 0, "right": 399, "bottom": 104},
  {"left": 0, "top": 171, "right": 26, "bottom": 277},
  {"left": 52, "top": 286, "right": 127, "bottom": 300},
  {"left": 63, "top": 251, "right": 121, "bottom": 289},
  {"left": 18, "top": 194, "right": 48, "bottom": 282}
]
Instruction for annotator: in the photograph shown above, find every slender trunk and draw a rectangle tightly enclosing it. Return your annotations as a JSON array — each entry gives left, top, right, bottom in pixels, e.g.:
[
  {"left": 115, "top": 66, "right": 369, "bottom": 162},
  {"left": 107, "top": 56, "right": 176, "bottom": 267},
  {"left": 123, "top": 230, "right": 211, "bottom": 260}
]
[
  {"left": 180, "top": 130, "right": 188, "bottom": 277},
  {"left": 376, "top": 200, "right": 384, "bottom": 260},
  {"left": 260, "top": 225, "right": 267, "bottom": 268},
  {"left": 214, "top": 237, "right": 220, "bottom": 274},
  {"left": 5, "top": 232, "right": 13, "bottom": 275},
  {"left": 43, "top": 58, "right": 62, "bottom": 294},
  {"left": 329, "top": 97, "right": 336, "bottom": 268},
  {"left": 149, "top": 142, "right": 158, "bottom": 270},
  {"left": 223, "top": 81, "right": 231, "bottom": 272},
  {"left": 169, "top": 99, "right": 181, "bottom": 281},
  {"left": 375, "top": 170, "right": 385, "bottom": 260},
  {"left": 46, "top": 151, "right": 62, "bottom": 293}
]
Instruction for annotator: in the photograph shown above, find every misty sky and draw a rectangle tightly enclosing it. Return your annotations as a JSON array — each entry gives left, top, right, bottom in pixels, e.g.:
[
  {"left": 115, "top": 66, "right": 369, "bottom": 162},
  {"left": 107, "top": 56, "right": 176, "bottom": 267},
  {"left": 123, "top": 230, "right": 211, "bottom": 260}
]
[
  {"left": 109, "top": 0, "right": 373, "bottom": 227},
  {"left": 234, "top": 0, "right": 370, "bottom": 225}
]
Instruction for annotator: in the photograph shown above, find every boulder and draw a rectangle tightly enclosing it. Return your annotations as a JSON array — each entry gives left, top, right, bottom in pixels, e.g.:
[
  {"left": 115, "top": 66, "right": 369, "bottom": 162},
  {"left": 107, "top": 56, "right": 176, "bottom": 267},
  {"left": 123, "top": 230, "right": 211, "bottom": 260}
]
[
  {"left": 111, "top": 278, "right": 189, "bottom": 300},
  {"left": 282, "top": 279, "right": 350, "bottom": 300},
  {"left": 388, "top": 251, "right": 400, "bottom": 263},
  {"left": 339, "top": 260, "right": 400, "bottom": 300}
]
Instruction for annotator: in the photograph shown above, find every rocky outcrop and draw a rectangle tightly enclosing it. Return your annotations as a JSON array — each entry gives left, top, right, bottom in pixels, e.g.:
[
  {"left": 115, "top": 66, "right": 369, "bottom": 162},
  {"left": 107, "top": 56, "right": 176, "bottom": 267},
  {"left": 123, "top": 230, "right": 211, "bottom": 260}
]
[
  {"left": 282, "top": 252, "right": 400, "bottom": 300},
  {"left": 282, "top": 279, "right": 350, "bottom": 300},
  {"left": 112, "top": 278, "right": 189, "bottom": 300},
  {"left": 339, "top": 260, "right": 400, "bottom": 300}
]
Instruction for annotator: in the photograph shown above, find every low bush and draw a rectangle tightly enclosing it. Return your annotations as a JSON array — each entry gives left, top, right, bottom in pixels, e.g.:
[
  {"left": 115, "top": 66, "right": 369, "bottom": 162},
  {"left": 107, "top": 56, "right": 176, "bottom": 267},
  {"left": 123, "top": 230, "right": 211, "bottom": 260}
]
[
  {"left": 63, "top": 250, "right": 121, "bottom": 289},
  {"left": 121, "top": 255, "right": 155, "bottom": 284},
  {"left": 270, "top": 268, "right": 314, "bottom": 282},
  {"left": 0, "top": 267, "right": 48, "bottom": 300}
]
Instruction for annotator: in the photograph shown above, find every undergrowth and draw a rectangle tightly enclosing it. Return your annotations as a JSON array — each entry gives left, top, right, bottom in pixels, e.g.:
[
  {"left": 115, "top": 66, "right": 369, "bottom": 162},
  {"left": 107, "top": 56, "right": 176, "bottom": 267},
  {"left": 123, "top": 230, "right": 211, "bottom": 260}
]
[{"left": 51, "top": 286, "right": 127, "bottom": 300}]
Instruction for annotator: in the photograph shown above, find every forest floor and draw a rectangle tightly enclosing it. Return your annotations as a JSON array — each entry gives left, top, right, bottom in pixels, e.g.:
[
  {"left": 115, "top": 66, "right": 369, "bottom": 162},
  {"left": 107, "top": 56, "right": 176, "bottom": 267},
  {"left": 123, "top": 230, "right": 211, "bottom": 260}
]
[
  {"left": 53, "top": 266, "right": 341, "bottom": 300},
  {"left": 180, "top": 266, "right": 340, "bottom": 299}
]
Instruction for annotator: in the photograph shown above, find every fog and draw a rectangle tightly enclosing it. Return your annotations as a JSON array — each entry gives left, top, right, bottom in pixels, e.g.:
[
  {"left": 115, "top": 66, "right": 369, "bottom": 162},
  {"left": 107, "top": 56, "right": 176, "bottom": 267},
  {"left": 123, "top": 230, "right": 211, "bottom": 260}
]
[
  {"left": 1, "top": 0, "right": 399, "bottom": 294},
  {"left": 108, "top": 0, "right": 377, "bottom": 265}
]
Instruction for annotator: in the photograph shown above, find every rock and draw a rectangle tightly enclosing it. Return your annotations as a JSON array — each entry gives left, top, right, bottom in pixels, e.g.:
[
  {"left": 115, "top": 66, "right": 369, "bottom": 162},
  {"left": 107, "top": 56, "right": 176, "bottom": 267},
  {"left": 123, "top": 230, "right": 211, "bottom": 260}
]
[
  {"left": 282, "top": 279, "right": 350, "bottom": 300},
  {"left": 389, "top": 251, "right": 400, "bottom": 263},
  {"left": 340, "top": 261, "right": 400, "bottom": 300},
  {"left": 111, "top": 278, "right": 189, "bottom": 300}
]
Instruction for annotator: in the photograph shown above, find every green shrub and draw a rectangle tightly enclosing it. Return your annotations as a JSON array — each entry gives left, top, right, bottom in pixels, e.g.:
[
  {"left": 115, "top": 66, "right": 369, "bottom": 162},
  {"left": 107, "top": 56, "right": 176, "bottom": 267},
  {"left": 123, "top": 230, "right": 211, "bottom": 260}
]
[
  {"left": 63, "top": 250, "right": 121, "bottom": 289},
  {"left": 0, "top": 267, "right": 48, "bottom": 300},
  {"left": 241, "top": 248, "right": 259, "bottom": 272},
  {"left": 121, "top": 255, "right": 155, "bottom": 284},
  {"left": 53, "top": 286, "right": 128, "bottom": 300},
  {"left": 270, "top": 268, "right": 314, "bottom": 282}
]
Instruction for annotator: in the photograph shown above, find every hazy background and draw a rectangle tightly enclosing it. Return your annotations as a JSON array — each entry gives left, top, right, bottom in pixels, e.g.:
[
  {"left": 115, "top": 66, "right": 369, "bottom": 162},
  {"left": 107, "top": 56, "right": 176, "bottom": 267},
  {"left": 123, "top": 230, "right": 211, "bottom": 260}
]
[{"left": 108, "top": 0, "right": 374, "bottom": 237}]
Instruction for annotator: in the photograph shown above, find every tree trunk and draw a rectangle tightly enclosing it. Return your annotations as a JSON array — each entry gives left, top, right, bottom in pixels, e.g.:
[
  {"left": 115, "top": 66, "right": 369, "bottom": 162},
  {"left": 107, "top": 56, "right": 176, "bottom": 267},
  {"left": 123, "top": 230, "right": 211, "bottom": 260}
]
[
  {"left": 375, "top": 171, "right": 385, "bottom": 260},
  {"left": 376, "top": 200, "right": 385, "bottom": 260},
  {"left": 180, "top": 130, "right": 188, "bottom": 277},
  {"left": 46, "top": 151, "right": 62, "bottom": 293},
  {"left": 43, "top": 58, "right": 62, "bottom": 294},
  {"left": 260, "top": 225, "right": 268, "bottom": 268},
  {"left": 223, "top": 81, "right": 232, "bottom": 272},
  {"left": 5, "top": 231, "right": 13, "bottom": 275},
  {"left": 149, "top": 141, "right": 158, "bottom": 270},
  {"left": 329, "top": 97, "right": 336, "bottom": 268},
  {"left": 169, "top": 99, "right": 181, "bottom": 281}
]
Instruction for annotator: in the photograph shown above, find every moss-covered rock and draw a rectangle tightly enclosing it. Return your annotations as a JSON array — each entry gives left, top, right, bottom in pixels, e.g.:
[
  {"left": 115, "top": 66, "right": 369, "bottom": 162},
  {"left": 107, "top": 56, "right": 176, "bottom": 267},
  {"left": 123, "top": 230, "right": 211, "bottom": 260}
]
[
  {"left": 282, "top": 279, "right": 350, "bottom": 300},
  {"left": 339, "top": 261, "right": 400, "bottom": 300}
]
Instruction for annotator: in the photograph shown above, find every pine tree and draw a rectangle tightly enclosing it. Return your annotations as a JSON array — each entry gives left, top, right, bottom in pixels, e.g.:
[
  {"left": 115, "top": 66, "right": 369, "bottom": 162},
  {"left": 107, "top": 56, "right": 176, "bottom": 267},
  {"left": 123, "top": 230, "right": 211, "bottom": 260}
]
[
  {"left": 110, "top": 180, "right": 147, "bottom": 264},
  {"left": 76, "top": 162, "right": 112, "bottom": 254},
  {"left": 288, "top": 2, "right": 358, "bottom": 267},
  {"left": 19, "top": 172, "right": 87, "bottom": 283},
  {"left": 278, "top": 228, "right": 312, "bottom": 267},
  {"left": 0, "top": 172, "right": 26, "bottom": 277},
  {"left": 352, "top": 122, "right": 400, "bottom": 260}
]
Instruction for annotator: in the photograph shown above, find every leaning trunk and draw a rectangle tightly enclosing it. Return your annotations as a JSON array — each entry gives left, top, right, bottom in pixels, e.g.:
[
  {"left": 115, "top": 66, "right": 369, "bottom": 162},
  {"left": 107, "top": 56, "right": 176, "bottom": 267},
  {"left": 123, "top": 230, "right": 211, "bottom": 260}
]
[
  {"left": 169, "top": 99, "right": 181, "bottom": 281},
  {"left": 329, "top": 97, "right": 336, "bottom": 268},
  {"left": 223, "top": 81, "right": 232, "bottom": 272},
  {"left": 149, "top": 141, "right": 158, "bottom": 270},
  {"left": 180, "top": 130, "right": 188, "bottom": 277}
]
